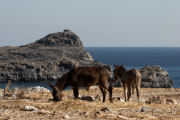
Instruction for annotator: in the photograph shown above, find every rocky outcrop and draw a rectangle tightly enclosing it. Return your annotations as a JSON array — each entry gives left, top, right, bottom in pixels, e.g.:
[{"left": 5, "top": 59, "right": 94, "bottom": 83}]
[
  {"left": 140, "top": 65, "right": 173, "bottom": 88},
  {"left": 0, "top": 30, "right": 104, "bottom": 82},
  {"left": 113, "top": 65, "right": 173, "bottom": 88}
]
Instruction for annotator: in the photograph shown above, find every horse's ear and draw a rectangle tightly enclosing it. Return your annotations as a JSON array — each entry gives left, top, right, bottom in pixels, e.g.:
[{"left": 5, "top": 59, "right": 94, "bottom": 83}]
[
  {"left": 49, "top": 83, "right": 56, "bottom": 90},
  {"left": 121, "top": 64, "right": 126, "bottom": 67},
  {"left": 114, "top": 64, "right": 118, "bottom": 68}
]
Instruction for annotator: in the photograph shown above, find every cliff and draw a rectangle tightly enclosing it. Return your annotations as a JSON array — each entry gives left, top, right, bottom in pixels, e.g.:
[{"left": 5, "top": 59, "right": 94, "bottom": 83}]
[{"left": 0, "top": 30, "right": 102, "bottom": 82}]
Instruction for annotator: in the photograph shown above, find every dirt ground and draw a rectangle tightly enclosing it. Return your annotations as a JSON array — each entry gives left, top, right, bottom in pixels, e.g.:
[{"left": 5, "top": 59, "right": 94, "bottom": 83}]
[{"left": 0, "top": 87, "right": 180, "bottom": 120}]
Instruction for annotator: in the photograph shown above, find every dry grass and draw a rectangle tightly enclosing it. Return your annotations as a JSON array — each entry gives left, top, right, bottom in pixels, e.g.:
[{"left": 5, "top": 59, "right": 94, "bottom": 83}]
[{"left": 0, "top": 87, "right": 180, "bottom": 120}]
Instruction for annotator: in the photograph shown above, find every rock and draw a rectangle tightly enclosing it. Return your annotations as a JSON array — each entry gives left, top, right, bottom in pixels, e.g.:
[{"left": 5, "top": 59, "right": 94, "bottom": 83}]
[
  {"left": 166, "top": 98, "right": 177, "bottom": 104},
  {"left": 94, "top": 95, "right": 101, "bottom": 101},
  {"left": 140, "top": 65, "right": 173, "bottom": 88},
  {"left": 28, "top": 86, "right": 50, "bottom": 92},
  {"left": 115, "top": 97, "right": 124, "bottom": 102},
  {"left": 23, "top": 106, "right": 38, "bottom": 111},
  {"left": 141, "top": 106, "right": 152, "bottom": 112},
  {"left": 0, "top": 110, "right": 5, "bottom": 113},
  {"left": 64, "top": 114, "right": 70, "bottom": 119},
  {"left": 0, "top": 30, "right": 105, "bottom": 82},
  {"left": 145, "top": 96, "right": 164, "bottom": 104},
  {"left": 100, "top": 107, "right": 110, "bottom": 112},
  {"left": 117, "top": 115, "right": 129, "bottom": 120},
  {"left": 12, "top": 94, "right": 17, "bottom": 99},
  {"left": 94, "top": 111, "right": 102, "bottom": 115},
  {"left": 38, "top": 110, "right": 50, "bottom": 114},
  {"left": 79, "top": 111, "right": 90, "bottom": 117},
  {"left": 81, "top": 95, "right": 94, "bottom": 101}
]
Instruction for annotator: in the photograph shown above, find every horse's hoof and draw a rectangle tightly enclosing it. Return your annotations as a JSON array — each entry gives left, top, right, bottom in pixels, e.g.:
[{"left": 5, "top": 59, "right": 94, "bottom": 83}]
[{"left": 109, "top": 99, "right": 113, "bottom": 103}]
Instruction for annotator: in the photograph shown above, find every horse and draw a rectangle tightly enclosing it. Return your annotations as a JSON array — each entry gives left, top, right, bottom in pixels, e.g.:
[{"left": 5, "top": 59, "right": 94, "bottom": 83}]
[
  {"left": 49, "top": 66, "right": 113, "bottom": 103},
  {"left": 113, "top": 65, "right": 141, "bottom": 102}
]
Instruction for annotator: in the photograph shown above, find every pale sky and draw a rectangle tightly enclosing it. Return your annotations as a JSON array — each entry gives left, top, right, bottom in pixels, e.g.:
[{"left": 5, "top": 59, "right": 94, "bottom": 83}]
[{"left": 0, "top": 0, "right": 180, "bottom": 47}]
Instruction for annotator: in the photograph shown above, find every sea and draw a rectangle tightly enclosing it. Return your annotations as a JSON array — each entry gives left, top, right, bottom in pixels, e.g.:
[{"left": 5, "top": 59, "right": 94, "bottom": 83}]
[
  {"left": 86, "top": 47, "right": 180, "bottom": 88},
  {"left": 0, "top": 47, "right": 179, "bottom": 89}
]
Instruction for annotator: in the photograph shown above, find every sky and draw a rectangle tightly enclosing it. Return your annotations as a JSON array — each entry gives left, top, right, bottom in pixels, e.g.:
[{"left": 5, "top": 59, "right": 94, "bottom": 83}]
[{"left": 0, "top": 0, "right": 180, "bottom": 47}]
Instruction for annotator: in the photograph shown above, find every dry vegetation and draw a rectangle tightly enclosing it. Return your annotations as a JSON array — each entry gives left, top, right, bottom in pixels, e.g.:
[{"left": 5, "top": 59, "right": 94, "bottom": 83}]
[{"left": 0, "top": 86, "right": 180, "bottom": 120}]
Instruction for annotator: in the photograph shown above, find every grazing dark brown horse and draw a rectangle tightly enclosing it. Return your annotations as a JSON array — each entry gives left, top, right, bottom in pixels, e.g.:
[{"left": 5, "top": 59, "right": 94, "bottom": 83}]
[
  {"left": 113, "top": 65, "right": 141, "bottom": 102},
  {"left": 49, "top": 66, "right": 113, "bottom": 103}
]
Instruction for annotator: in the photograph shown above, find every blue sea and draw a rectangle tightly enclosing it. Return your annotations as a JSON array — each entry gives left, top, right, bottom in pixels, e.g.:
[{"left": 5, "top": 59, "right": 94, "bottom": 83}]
[{"left": 86, "top": 47, "right": 180, "bottom": 88}]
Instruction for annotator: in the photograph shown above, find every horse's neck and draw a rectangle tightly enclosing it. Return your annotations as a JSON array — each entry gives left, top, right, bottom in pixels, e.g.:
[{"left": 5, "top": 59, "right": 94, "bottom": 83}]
[
  {"left": 56, "top": 78, "right": 68, "bottom": 90},
  {"left": 122, "top": 68, "right": 128, "bottom": 74},
  {"left": 120, "top": 68, "right": 128, "bottom": 81}
]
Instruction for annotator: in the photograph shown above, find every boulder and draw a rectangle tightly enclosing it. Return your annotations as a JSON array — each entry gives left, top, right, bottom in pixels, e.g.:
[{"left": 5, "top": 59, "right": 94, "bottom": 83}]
[
  {"left": 27, "top": 86, "right": 50, "bottom": 92},
  {"left": 23, "top": 106, "right": 38, "bottom": 111},
  {"left": 166, "top": 98, "right": 177, "bottom": 104},
  {"left": 141, "top": 106, "right": 152, "bottom": 112},
  {"left": 140, "top": 65, "right": 173, "bottom": 88}
]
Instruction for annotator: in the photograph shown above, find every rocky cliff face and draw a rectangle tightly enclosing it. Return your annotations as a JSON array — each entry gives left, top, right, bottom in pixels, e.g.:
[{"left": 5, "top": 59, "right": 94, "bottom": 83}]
[
  {"left": 0, "top": 30, "right": 102, "bottom": 82},
  {"left": 140, "top": 65, "right": 173, "bottom": 88}
]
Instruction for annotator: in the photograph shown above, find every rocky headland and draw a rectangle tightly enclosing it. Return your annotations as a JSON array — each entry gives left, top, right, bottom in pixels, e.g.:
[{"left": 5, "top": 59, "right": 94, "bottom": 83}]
[{"left": 0, "top": 30, "right": 104, "bottom": 82}]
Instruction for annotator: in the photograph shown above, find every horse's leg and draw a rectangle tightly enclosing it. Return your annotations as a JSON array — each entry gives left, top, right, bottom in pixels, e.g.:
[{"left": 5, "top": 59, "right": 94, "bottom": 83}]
[
  {"left": 72, "top": 86, "right": 79, "bottom": 99},
  {"left": 127, "top": 84, "right": 131, "bottom": 101},
  {"left": 99, "top": 86, "right": 106, "bottom": 102},
  {"left": 132, "top": 84, "right": 135, "bottom": 95},
  {"left": 123, "top": 83, "right": 127, "bottom": 101},
  {"left": 100, "top": 80, "right": 113, "bottom": 103},
  {"left": 108, "top": 82, "right": 113, "bottom": 103},
  {"left": 136, "top": 86, "right": 140, "bottom": 102}
]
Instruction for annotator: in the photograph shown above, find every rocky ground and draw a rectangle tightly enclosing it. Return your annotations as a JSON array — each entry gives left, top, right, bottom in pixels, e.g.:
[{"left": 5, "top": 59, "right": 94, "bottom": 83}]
[{"left": 0, "top": 86, "right": 180, "bottom": 120}]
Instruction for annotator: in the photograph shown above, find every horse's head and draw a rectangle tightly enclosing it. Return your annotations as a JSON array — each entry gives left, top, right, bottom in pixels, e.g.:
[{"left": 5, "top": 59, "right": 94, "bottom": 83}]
[
  {"left": 113, "top": 64, "right": 126, "bottom": 82},
  {"left": 49, "top": 83, "right": 62, "bottom": 102}
]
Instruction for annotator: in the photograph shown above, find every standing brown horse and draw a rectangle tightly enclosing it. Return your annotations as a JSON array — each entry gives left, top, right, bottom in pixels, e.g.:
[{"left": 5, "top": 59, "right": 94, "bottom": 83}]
[
  {"left": 49, "top": 66, "right": 113, "bottom": 103},
  {"left": 113, "top": 65, "right": 141, "bottom": 102}
]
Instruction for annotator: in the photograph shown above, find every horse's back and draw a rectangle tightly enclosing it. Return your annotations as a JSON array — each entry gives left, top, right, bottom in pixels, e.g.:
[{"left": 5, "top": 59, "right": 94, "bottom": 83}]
[
  {"left": 127, "top": 69, "right": 141, "bottom": 86},
  {"left": 74, "top": 66, "right": 109, "bottom": 76},
  {"left": 71, "top": 66, "right": 110, "bottom": 87}
]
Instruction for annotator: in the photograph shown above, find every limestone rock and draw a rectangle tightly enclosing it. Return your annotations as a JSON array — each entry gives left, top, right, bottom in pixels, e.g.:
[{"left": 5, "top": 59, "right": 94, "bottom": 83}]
[
  {"left": 0, "top": 30, "right": 104, "bottom": 82},
  {"left": 28, "top": 86, "right": 50, "bottom": 92},
  {"left": 141, "top": 106, "right": 152, "bottom": 112},
  {"left": 64, "top": 114, "right": 70, "bottom": 119},
  {"left": 166, "top": 98, "right": 177, "bottom": 104},
  {"left": 23, "top": 106, "right": 38, "bottom": 111},
  {"left": 140, "top": 65, "right": 173, "bottom": 88}
]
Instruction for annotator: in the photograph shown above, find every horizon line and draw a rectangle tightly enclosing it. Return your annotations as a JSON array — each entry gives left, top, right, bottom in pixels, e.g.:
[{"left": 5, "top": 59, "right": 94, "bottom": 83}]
[{"left": 85, "top": 46, "right": 180, "bottom": 48}]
